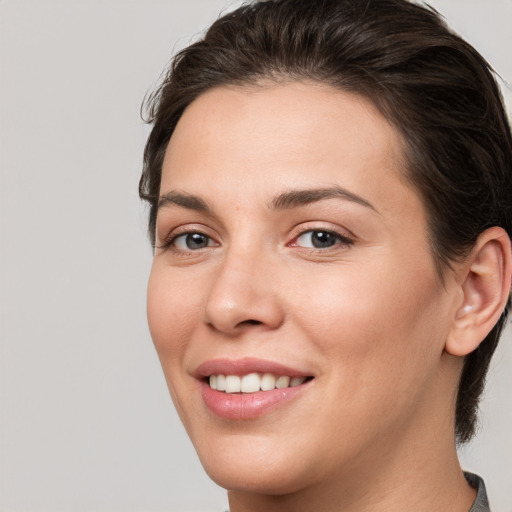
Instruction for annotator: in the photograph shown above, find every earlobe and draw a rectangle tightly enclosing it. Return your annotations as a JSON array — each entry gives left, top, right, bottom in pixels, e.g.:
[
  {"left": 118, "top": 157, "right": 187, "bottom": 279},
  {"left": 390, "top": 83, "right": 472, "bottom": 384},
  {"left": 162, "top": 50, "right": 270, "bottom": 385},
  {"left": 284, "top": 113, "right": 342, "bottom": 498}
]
[{"left": 446, "top": 227, "right": 512, "bottom": 357}]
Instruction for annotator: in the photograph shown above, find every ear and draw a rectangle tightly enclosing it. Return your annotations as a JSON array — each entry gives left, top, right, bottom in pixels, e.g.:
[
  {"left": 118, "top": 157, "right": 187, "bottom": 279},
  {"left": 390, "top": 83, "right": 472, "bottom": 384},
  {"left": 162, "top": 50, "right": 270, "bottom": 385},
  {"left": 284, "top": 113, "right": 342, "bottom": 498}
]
[{"left": 446, "top": 227, "right": 512, "bottom": 357}]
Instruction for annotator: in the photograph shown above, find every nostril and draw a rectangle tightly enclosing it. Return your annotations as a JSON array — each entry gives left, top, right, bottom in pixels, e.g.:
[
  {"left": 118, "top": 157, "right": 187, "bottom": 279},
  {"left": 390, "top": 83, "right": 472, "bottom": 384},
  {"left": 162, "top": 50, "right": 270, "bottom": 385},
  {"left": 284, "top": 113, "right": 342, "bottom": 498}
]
[{"left": 241, "top": 319, "right": 262, "bottom": 326}]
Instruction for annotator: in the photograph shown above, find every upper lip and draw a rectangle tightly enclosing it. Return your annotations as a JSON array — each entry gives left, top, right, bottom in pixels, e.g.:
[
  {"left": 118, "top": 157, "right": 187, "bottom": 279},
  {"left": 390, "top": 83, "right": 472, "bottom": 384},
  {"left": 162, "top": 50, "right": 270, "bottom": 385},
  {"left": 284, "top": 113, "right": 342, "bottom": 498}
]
[{"left": 194, "top": 357, "right": 313, "bottom": 379}]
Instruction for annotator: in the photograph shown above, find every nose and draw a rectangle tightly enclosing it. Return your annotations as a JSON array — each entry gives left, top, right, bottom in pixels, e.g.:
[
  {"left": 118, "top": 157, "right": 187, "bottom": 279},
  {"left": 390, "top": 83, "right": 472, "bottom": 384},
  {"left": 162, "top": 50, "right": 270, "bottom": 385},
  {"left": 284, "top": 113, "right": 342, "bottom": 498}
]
[{"left": 203, "top": 249, "right": 284, "bottom": 336}]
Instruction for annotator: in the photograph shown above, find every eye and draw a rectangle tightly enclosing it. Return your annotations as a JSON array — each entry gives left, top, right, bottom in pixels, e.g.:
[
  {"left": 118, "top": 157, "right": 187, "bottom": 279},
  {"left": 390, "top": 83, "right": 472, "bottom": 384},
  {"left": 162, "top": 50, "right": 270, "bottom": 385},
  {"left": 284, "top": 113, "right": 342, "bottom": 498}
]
[
  {"left": 293, "top": 230, "right": 352, "bottom": 249},
  {"left": 172, "top": 232, "right": 216, "bottom": 251}
]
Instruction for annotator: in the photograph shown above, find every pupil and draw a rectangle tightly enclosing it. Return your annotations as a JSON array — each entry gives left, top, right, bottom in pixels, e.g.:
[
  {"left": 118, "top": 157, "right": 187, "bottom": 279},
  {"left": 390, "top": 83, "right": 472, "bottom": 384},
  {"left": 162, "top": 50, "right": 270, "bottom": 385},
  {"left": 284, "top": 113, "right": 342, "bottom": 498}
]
[
  {"left": 312, "top": 231, "right": 336, "bottom": 248},
  {"left": 187, "top": 233, "right": 208, "bottom": 249}
]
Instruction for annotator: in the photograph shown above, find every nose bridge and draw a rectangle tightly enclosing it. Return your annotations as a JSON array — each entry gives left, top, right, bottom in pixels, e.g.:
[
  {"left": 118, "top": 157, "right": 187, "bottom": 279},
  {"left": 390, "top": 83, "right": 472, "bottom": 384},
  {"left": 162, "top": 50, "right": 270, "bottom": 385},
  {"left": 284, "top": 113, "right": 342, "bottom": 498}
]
[{"left": 203, "top": 240, "right": 283, "bottom": 334}]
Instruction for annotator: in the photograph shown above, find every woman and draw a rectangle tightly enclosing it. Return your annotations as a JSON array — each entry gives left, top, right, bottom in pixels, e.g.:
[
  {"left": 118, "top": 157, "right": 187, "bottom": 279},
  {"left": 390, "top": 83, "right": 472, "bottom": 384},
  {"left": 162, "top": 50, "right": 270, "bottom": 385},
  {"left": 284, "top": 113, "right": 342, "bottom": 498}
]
[{"left": 140, "top": 0, "right": 512, "bottom": 510}]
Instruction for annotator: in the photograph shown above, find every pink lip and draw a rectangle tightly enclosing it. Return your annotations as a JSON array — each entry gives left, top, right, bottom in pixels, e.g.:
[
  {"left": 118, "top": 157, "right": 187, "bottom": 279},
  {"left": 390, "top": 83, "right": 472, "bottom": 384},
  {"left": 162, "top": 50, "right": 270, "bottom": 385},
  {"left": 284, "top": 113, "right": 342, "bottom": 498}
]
[
  {"left": 195, "top": 358, "right": 314, "bottom": 420},
  {"left": 200, "top": 382, "right": 311, "bottom": 420}
]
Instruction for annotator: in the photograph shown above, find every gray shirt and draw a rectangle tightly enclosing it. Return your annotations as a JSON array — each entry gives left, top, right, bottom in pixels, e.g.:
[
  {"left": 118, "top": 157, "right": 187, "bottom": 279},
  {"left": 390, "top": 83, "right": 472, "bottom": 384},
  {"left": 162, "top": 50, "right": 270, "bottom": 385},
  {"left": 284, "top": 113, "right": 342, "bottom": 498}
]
[{"left": 466, "top": 473, "right": 490, "bottom": 512}]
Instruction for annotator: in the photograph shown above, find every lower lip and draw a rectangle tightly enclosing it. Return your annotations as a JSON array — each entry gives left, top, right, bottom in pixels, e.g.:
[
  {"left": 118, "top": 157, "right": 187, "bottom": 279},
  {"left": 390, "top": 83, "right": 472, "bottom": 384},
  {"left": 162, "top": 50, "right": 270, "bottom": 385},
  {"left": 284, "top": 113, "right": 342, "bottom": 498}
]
[{"left": 200, "top": 381, "right": 311, "bottom": 420}]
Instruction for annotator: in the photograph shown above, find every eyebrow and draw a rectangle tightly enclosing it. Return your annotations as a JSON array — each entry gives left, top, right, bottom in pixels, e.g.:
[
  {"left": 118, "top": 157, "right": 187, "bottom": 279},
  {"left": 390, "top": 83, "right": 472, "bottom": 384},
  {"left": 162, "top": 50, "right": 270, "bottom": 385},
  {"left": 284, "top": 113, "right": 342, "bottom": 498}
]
[
  {"left": 269, "top": 187, "right": 377, "bottom": 212},
  {"left": 157, "top": 186, "right": 377, "bottom": 215},
  {"left": 158, "top": 191, "right": 212, "bottom": 213}
]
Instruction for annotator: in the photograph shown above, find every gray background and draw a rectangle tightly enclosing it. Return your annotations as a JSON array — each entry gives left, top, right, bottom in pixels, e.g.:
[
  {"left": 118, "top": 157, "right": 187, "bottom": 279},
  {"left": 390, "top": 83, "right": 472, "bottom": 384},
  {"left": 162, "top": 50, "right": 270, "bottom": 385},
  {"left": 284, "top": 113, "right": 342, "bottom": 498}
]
[{"left": 0, "top": 1, "right": 510, "bottom": 511}]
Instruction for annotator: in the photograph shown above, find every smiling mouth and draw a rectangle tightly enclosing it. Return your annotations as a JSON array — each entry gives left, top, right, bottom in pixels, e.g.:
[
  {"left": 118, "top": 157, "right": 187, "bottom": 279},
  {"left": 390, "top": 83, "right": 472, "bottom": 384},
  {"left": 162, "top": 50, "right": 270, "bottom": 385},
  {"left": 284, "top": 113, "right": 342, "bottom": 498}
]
[{"left": 208, "top": 373, "right": 314, "bottom": 393}]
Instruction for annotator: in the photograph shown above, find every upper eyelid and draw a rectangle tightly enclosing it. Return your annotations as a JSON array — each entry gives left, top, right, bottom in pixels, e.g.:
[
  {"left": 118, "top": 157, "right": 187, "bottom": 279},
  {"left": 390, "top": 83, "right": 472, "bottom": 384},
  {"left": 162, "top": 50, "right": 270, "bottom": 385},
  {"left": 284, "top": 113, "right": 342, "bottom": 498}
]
[
  {"left": 288, "top": 222, "right": 356, "bottom": 241},
  {"left": 158, "top": 223, "right": 216, "bottom": 241}
]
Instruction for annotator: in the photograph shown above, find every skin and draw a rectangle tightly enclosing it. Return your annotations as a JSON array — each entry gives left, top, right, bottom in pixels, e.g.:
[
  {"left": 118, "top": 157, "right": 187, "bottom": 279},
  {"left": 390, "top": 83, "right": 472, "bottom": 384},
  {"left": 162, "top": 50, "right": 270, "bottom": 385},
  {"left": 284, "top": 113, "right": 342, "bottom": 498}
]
[{"left": 147, "top": 82, "right": 479, "bottom": 511}]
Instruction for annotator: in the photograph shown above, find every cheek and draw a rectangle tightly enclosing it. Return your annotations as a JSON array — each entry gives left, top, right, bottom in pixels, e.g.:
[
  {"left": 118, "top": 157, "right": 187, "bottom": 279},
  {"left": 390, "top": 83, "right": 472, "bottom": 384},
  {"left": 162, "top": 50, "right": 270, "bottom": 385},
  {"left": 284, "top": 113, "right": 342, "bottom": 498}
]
[
  {"left": 147, "top": 265, "right": 207, "bottom": 425},
  {"left": 288, "top": 257, "right": 447, "bottom": 388},
  {"left": 146, "top": 265, "right": 201, "bottom": 373}
]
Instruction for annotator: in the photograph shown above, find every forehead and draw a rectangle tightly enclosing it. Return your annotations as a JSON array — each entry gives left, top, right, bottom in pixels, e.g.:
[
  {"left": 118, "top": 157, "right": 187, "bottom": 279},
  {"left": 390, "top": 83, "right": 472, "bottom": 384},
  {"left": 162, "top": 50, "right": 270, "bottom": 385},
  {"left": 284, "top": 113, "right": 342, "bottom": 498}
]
[{"left": 161, "top": 81, "right": 417, "bottom": 220}]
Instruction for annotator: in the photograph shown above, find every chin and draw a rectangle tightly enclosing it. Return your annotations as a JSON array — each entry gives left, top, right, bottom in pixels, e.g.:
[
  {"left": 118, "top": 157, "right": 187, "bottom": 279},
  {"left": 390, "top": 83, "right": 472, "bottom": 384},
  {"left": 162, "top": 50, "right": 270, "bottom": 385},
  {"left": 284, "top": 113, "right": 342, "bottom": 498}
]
[
  {"left": 203, "top": 459, "right": 311, "bottom": 495},
  {"left": 192, "top": 432, "right": 327, "bottom": 495}
]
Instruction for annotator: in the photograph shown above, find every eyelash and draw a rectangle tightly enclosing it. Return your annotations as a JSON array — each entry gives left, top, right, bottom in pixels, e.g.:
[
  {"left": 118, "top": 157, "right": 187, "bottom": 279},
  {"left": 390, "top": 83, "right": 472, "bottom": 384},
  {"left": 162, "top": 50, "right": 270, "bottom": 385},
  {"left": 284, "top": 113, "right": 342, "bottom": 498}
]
[
  {"left": 157, "top": 227, "right": 354, "bottom": 254},
  {"left": 158, "top": 230, "right": 216, "bottom": 253},
  {"left": 289, "top": 228, "right": 354, "bottom": 250}
]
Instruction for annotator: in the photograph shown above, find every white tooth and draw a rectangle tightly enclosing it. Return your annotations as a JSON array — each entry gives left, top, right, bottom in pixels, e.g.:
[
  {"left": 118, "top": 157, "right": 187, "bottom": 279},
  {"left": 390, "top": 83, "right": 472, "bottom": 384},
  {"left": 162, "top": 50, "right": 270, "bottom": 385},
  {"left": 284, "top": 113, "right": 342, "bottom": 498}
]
[
  {"left": 216, "top": 374, "right": 226, "bottom": 392},
  {"left": 209, "top": 375, "right": 217, "bottom": 390},
  {"left": 260, "top": 373, "right": 276, "bottom": 391},
  {"left": 241, "top": 373, "right": 261, "bottom": 393},
  {"left": 290, "top": 377, "right": 306, "bottom": 387},
  {"left": 225, "top": 375, "right": 241, "bottom": 393},
  {"left": 276, "top": 376, "right": 290, "bottom": 389}
]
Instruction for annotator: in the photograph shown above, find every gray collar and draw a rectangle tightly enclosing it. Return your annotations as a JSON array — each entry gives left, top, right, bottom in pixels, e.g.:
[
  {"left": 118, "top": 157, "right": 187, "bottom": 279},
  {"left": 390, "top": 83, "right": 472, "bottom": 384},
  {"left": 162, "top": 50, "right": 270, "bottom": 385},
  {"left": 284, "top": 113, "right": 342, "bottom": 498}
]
[{"left": 465, "top": 472, "right": 490, "bottom": 512}]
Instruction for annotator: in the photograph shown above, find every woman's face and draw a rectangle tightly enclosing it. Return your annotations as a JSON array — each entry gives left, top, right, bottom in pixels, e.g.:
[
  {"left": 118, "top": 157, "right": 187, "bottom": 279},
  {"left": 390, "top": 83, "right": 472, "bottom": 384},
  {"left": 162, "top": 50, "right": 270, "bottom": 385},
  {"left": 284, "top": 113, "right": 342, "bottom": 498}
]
[{"left": 147, "top": 82, "right": 459, "bottom": 494}]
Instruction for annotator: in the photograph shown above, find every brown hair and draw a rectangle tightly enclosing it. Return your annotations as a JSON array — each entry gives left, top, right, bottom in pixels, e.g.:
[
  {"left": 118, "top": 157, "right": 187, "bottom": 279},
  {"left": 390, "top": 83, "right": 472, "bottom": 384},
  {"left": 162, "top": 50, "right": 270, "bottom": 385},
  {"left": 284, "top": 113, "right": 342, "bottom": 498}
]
[{"left": 140, "top": 0, "right": 512, "bottom": 443}]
